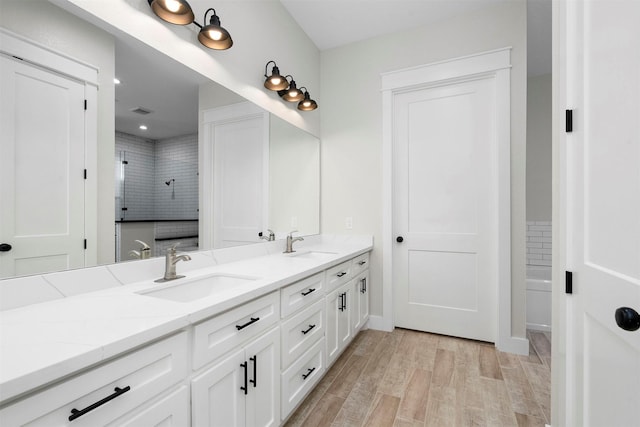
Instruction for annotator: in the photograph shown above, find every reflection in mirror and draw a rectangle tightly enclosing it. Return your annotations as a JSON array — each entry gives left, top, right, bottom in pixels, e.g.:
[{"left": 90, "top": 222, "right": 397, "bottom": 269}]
[{"left": 269, "top": 116, "right": 320, "bottom": 236}]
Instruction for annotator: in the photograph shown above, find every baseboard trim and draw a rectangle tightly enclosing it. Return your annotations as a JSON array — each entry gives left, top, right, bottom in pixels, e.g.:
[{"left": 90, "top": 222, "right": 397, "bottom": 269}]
[
  {"left": 367, "top": 315, "right": 393, "bottom": 332},
  {"left": 497, "top": 335, "right": 530, "bottom": 355}
]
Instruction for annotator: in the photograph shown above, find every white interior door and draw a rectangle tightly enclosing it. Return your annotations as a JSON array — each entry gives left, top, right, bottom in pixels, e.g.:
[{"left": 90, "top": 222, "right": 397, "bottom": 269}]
[
  {"left": 393, "top": 77, "right": 497, "bottom": 342},
  {"left": 212, "top": 116, "right": 267, "bottom": 248},
  {"left": 0, "top": 55, "right": 86, "bottom": 278},
  {"left": 562, "top": 1, "right": 640, "bottom": 425}
]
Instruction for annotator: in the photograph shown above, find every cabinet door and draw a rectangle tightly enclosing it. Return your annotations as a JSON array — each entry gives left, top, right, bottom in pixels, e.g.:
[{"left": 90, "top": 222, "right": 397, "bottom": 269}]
[
  {"left": 245, "top": 327, "right": 280, "bottom": 427},
  {"left": 337, "top": 282, "right": 353, "bottom": 351},
  {"left": 326, "top": 281, "right": 353, "bottom": 366},
  {"left": 192, "top": 348, "right": 246, "bottom": 427},
  {"left": 325, "top": 287, "right": 341, "bottom": 366},
  {"left": 353, "top": 271, "right": 370, "bottom": 332}
]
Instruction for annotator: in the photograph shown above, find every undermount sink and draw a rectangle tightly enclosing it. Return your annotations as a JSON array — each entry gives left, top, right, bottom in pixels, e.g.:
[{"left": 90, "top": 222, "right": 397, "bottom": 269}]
[
  {"left": 284, "top": 250, "right": 338, "bottom": 260},
  {"left": 137, "top": 274, "right": 259, "bottom": 303}
]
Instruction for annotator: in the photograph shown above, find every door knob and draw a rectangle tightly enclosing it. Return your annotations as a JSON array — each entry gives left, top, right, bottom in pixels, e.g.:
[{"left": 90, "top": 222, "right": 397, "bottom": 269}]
[
  {"left": 615, "top": 307, "right": 640, "bottom": 331},
  {"left": 0, "top": 243, "right": 12, "bottom": 252},
  {"left": 396, "top": 236, "right": 404, "bottom": 243}
]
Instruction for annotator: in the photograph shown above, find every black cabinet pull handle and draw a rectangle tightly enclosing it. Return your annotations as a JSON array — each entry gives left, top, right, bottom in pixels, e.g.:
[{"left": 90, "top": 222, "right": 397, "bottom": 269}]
[
  {"left": 358, "top": 260, "right": 366, "bottom": 266},
  {"left": 396, "top": 236, "right": 404, "bottom": 243},
  {"left": 361, "top": 278, "right": 367, "bottom": 293},
  {"left": 301, "top": 324, "right": 316, "bottom": 335},
  {"left": 338, "top": 293, "right": 344, "bottom": 311},
  {"left": 69, "top": 386, "right": 130, "bottom": 421},
  {"left": 250, "top": 355, "right": 257, "bottom": 388},
  {"left": 240, "top": 362, "right": 248, "bottom": 394},
  {"left": 236, "top": 317, "right": 260, "bottom": 330},
  {"left": 302, "top": 367, "right": 316, "bottom": 380},
  {"left": 0, "top": 243, "right": 12, "bottom": 252},
  {"left": 301, "top": 288, "right": 316, "bottom": 296},
  {"left": 337, "top": 272, "right": 347, "bottom": 277}
]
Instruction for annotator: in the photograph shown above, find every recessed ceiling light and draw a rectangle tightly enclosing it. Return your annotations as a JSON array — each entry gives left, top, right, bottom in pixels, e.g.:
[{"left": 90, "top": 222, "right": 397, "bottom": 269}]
[
  {"left": 139, "top": 125, "right": 148, "bottom": 130},
  {"left": 114, "top": 78, "right": 121, "bottom": 84}
]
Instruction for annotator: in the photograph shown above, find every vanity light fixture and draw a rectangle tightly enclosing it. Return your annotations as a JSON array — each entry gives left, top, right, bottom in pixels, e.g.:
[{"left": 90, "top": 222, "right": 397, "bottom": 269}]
[
  {"left": 148, "top": 1, "right": 233, "bottom": 50},
  {"left": 297, "top": 88, "right": 318, "bottom": 111},
  {"left": 264, "top": 61, "right": 288, "bottom": 91},
  {"left": 278, "top": 76, "right": 304, "bottom": 102},
  {"left": 263, "top": 61, "right": 317, "bottom": 111},
  {"left": 195, "top": 9, "right": 233, "bottom": 50},
  {"left": 148, "top": 0, "right": 195, "bottom": 25}
]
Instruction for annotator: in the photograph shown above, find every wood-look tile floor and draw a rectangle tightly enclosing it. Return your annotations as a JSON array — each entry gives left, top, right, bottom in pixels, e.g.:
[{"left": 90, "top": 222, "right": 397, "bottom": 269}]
[{"left": 284, "top": 329, "right": 551, "bottom": 427}]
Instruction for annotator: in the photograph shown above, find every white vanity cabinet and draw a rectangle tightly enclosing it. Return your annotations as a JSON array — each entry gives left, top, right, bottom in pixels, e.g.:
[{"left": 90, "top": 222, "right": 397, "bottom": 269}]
[
  {"left": 0, "top": 332, "right": 188, "bottom": 427},
  {"left": 192, "top": 326, "right": 280, "bottom": 427}
]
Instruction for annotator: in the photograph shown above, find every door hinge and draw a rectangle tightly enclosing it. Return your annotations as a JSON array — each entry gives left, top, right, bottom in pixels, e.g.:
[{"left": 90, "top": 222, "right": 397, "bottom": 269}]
[
  {"left": 84, "top": 99, "right": 87, "bottom": 110},
  {"left": 84, "top": 239, "right": 87, "bottom": 250},
  {"left": 565, "top": 271, "right": 573, "bottom": 294},
  {"left": 565, "top": 109, "right": 573, "bottom": 133},
  {"left": 83, "top": 169, "right": 87, "bottom": 180}
]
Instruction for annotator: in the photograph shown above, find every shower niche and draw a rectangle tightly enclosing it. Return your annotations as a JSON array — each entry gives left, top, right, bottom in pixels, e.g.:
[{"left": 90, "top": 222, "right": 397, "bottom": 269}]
[{"left": 114, "top": 132, "right": 199, "bottom": 261}]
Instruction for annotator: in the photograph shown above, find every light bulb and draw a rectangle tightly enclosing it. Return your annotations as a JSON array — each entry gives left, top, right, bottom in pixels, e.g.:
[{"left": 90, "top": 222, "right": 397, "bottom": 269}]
[
  {"left": 208, "top": 29, "right": 223, "bottom": 40},
  {"left": 165, "top": 0, "right": 181, "bottom": 12}
]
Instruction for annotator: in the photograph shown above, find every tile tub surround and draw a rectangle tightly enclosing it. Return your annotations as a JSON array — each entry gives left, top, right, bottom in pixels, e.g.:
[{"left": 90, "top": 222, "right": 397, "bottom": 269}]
[
  {"left": 526, "top": 221, "right": 552, "bottom": 266},
  {"left": 0, "top": 235, "right": 372, "bottom": 404}
]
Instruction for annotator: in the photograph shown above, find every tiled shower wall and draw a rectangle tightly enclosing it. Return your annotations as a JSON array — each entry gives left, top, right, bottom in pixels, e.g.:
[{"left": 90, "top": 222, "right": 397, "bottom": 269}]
[
  {"left": 526, "top": 221, "right": 552, "bottom": 266},
  {"left": 154, "top": 134, "right": 199, "bottom": 220},
  {"left": 115, "top": 132, "right": 198, "bottom": 220}
]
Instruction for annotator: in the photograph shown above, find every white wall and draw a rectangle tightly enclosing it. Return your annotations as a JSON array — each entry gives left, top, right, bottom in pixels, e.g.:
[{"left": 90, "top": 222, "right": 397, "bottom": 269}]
[
  {"left": 0, "top": 0, "right": 116, "bottom": 265},
  {"left": 320, "top": 1, "right": 528, "bottom": 337},
  {"left": 527, "top": 73, "right": 552, "bottom": 221}
]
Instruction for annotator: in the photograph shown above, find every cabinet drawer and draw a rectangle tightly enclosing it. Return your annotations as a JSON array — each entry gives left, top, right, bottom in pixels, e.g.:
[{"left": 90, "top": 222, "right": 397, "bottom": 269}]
[
  {"left": 351, "top": 252, "right": 370, "bottom": 276},
  {"left": 193, "top": 291, "right": 280, "bottom": 370},
  {"left": 106, "top": 385, "right": 189, "bottom": 426},
  {"left": 281, "top": 338, "right": 325, "bottom": 419},
  {"left": 281, "top": 299, "right": 324, "bottom": 369},
  {"left": 0, "top": 332, "right": 188, "bottom": 427},
  {"left": 325, "top": 260, "right": 352, "bottom": 292},
  {"left": 280, "top": 272, "right": 324, "bottom": 318}
]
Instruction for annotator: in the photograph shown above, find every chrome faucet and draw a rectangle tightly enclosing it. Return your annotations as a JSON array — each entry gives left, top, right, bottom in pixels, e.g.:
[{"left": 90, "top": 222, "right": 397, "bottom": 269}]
[
  {"left": 259, "top": 229, "right": 276, "bottom": 241},
  {"left": 129, "top": 240, "right": 151, "bottom": 260},
  {"left": 283, "top": 230, "right": 304, "bottom": 253},
  {"left": 155, "top": 244, "right": 191, "bottom": 282}
]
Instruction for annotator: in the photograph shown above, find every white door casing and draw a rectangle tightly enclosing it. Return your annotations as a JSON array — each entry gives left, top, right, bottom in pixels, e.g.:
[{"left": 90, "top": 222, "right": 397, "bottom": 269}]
[
  {"left": 200, "top": 102, "right": 269, "bottom": 250},
  {"left": 0, "top": 29, "right": 98, "bottom": 278},
  {"left": 381, "top": 48, "right": 524, "bottom": 353},
  {"left": 554, "top": 1, "right": 640, "bottom": 425}
]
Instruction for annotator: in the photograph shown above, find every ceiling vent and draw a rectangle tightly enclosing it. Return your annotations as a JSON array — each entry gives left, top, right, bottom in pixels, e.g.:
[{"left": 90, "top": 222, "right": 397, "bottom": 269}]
[{"left": 130, "top": 107, "right": 154, "bottom": 115}]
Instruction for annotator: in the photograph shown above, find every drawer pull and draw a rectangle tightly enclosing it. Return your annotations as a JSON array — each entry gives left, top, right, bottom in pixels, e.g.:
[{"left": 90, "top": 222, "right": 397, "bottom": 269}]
[
  {"left": 302, "top": 367, "right": 316, "bottom": 380},
  {"left": 361, "top": 278, "right": 367, "bottom": 293},
  {"left": 240, "top": 362, "right": 248, "bottom": 395},
  {"left": 68, "top": 386, "right": 131, "bottom": 421},
  {"left": 358, "top": 260, "right": 366, "bottom": 266},
  {"left": 236, "top": 317, "right": 260, "bottom": 330},
  {"left": 250, "top": 355, "right": 257, "bottom": 388},
  {"left": 301, "top": 324, "right": 316, "bottom": 335},
  {"left": 336, "top": 272, "right": 347, "bottom": 278},
  {"left": 301, "top": 288, "right": 316, "bottom": 296}
]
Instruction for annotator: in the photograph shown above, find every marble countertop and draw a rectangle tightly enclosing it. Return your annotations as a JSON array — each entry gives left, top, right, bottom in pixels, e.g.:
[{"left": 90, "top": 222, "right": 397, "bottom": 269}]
[{"left": 0, "top": 235, "right": 372, "bottom": 405}]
